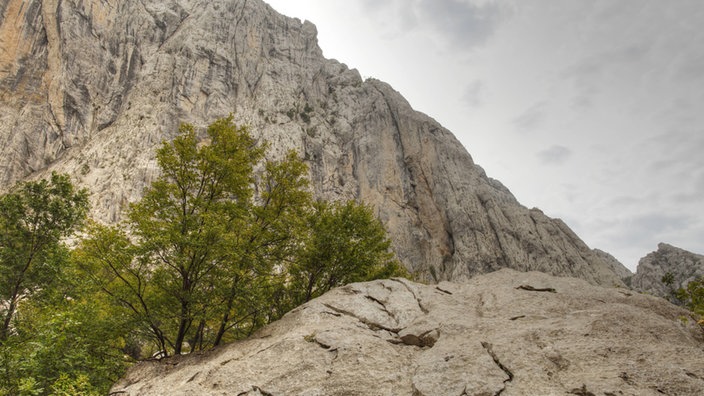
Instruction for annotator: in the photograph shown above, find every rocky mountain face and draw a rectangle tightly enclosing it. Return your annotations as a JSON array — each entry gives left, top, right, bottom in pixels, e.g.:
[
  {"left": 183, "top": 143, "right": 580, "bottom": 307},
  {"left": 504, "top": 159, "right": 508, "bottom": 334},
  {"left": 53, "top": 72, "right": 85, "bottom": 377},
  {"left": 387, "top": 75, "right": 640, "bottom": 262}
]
[
  {"left": 631, "top": 243, "right": 704, "bottom": 300},
  {"left": 0, "top": 0, "right": 625, "bottom": 285},
  {"left": 110, "top": 269, "right": 704, "bottom": 395},
  {"left": 594, "top": 248, "right": 633, "bottom": 281}
]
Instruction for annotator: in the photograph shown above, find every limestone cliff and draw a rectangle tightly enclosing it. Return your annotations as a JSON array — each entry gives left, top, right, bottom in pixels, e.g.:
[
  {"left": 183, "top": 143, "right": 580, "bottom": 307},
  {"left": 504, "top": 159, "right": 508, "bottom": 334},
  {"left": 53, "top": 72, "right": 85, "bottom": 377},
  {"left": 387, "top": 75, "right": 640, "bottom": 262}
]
[
  {"left": 631, "top": 243, "right": 704, "bottom": 300},
  {"left": 0, "top": 0, "right": 625, "bottom": 285},
  {"left": 110, "top": 269, "right": 704, "bottom": 395}
]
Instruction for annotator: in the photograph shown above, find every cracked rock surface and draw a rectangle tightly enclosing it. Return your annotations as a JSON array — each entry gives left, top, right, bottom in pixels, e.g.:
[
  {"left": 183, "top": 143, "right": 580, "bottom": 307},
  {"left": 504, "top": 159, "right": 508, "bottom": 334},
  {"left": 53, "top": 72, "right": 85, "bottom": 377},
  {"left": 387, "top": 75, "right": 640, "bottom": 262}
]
[{"left": 111, "top": 269, "right": 704, "bottom": 395}]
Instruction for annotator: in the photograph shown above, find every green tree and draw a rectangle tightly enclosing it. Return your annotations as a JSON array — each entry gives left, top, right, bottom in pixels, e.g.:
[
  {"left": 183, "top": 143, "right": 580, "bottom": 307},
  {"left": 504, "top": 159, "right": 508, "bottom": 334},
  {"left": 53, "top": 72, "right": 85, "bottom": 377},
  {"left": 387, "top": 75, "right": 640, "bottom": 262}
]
[
  {"left": 286, "top": 200, "right": 406, "bottom": 306},
  {"left": 78, "top": 116, "right": 407, "bottom": 358},
  {"left": 79, "top": 117, "right": 312, "bottom": 356},
  {"left": 126, "top": 118, "right": 265, "bottom": 355},
  {"left": 676, "top": 278, "right": 704, "bottom": 320},
  {"left": 0, "top": 173, "right": 89, "bottom": 341},
  {"left": 0, "top": 258, "right": 130, "bottom": 395},
  {"left": 210, "top": 149, "right": 312, "bottom": 345},
  {"left": 662, "top": 272, "right": 675, "bottom": 288},
  {"left": 0, "top": 174, "right": 127, "bottom": 395}
]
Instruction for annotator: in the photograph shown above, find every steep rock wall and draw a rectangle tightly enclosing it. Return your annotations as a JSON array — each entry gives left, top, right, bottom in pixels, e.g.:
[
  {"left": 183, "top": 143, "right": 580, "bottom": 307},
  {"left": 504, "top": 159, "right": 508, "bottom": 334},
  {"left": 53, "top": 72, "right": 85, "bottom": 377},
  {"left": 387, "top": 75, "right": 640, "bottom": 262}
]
[{"left": 0, "top": 0, "right": 624, "bottom": 285}]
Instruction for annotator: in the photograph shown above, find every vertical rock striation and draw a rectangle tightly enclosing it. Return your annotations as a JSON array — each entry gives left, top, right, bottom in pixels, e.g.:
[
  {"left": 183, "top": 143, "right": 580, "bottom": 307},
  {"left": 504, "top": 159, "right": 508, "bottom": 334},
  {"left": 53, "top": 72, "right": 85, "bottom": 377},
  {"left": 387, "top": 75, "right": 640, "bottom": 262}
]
[{"left": 0, "top": 0, "right": 625, "bottom": 285}]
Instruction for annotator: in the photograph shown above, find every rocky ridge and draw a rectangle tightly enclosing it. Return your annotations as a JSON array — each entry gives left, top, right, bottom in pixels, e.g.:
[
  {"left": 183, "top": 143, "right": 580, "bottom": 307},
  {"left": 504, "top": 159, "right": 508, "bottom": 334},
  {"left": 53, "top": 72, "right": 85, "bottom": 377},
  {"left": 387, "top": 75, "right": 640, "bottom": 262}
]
[
  {"left": 631, "top": 243, "right": 704, "bottom": 300},
  {"left": 110, "top": 269, "right": 704, "bottom": 395},
  {"left": 0, "top": 0, "right": 624, "bottom": 285},
  {"left": 594, "top": 248, "right": 633, "bottom": 282}
]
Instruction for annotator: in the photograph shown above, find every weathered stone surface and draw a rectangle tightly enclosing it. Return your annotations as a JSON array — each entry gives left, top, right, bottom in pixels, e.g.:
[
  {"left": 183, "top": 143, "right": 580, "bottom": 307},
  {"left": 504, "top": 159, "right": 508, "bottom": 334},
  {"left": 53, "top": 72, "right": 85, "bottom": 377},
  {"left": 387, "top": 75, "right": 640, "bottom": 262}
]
[
  {"left": 111, "top": 269, "right": 704, "bottom": 395},
  {"left": 0, "top": 0, "right": 625, "bottom": 285},
  {"left": 594, "top": 248, "right": 633, "bottom": 281},
  {"left": 632, "top": 243, "right": 704, "bottom": 300}
]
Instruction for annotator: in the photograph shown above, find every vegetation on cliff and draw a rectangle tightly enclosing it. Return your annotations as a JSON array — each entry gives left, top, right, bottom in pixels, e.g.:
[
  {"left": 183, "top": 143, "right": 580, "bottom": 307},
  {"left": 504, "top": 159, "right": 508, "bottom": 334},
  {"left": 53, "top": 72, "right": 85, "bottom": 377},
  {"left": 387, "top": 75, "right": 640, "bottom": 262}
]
[{"left": 0, "top": 118, "right": 404, "bottom": 395}]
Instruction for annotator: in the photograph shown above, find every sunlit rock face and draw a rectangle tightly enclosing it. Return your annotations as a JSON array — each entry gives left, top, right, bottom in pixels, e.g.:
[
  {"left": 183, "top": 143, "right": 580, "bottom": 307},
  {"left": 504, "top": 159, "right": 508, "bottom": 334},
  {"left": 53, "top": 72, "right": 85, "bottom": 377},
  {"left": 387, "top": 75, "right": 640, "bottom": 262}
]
[
  {"left": 111, "top": 269, "right": 704, "bottom": 395},
  {"left": 631, "top": 243, "right": 704, "bottom": 300},
  {"left": 0, "top": 0, "right": 625, "bottom": 285}
]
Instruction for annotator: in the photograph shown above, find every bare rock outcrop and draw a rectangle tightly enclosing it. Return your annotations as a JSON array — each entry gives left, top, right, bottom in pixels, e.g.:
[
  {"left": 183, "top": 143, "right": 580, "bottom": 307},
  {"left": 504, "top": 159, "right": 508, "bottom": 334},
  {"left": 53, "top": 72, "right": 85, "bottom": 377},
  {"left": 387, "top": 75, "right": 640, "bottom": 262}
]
[
  {"left": 631, "top": 243, "right": 704, "bottom": 299},
  {"left": 594, "top": 248, "right": 633, "bottom": 282},
  {"left": 0, "top": 0, "right": 624, "bottom": 285},
  {"left": 110, "top": 269, "right": 704, "bottom": 395}
]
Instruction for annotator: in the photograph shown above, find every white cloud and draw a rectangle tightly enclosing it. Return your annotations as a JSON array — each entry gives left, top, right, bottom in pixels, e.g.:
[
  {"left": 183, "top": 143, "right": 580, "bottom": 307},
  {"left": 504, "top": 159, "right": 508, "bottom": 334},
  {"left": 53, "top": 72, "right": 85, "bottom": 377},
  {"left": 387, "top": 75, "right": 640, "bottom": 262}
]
[
  {"left": 358, "top": 0, "right": 512, "bottom": 50},
  {"left": 537, "top": 145, "right": 571, "bottom": 165},
  {"left": 462, "top": 79, "right": 484, "bottom": 107},
  {"left": 512, "top": 102, "right": 546, "bottom": 131}
]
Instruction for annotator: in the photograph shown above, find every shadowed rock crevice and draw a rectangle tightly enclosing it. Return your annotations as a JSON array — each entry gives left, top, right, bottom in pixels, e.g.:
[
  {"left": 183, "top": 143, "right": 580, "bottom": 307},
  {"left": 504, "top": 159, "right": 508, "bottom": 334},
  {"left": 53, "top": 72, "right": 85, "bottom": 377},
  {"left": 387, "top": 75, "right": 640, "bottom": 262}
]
[
  {"left": 321, "top": 302, "right": 402, "bottom": 333},
  {"left": 391, "top": 277, "right": 430, "bottom": 314},
  {"left": 567, "top": 384, "right": 596, "bottom": 396},
  {"left": 480, "top": 342, "right": 514, "bottom": 396},
  {"left": 236, "top": 385, "right": 274, "bottom": 396},
  {"left": 515, "top": 285, "right": 557, "bottom": 293},
  {"left": 364, "top": 295, "right": 397, "bottom": 321}
]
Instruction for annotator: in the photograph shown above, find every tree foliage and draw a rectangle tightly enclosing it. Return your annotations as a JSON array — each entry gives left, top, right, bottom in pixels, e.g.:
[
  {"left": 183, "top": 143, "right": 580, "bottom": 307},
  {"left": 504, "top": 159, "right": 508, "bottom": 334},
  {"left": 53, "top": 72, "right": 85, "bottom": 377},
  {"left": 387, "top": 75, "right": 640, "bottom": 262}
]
[
  {"left": 0, "top": 261, "right": 130, "bottom": 395},
  {"left": 78, "top": 116, "right": 404, "bottom": 358},
  {"left": 0, "top": 173, "right": 89, "bottom": 341},
  {"left": 287, "top": 200, "right": 405, "bottom": 305},
  {"left": 0, "top": 174, "right": 126, "bottom": 395},
  {"left": 676, "top": 278, "right": 704, "bottom": 320},
  {"left": 0, "top": 117, "right": 407, "bottom": 394}
]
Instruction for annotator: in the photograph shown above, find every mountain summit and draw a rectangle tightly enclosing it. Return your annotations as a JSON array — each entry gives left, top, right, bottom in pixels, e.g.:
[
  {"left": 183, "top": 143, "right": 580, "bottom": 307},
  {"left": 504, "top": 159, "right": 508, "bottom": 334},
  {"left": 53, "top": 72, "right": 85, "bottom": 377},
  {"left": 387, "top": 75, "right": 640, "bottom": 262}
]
[{"left": 0, "top": 0, "right": 626, "bottom": 284}]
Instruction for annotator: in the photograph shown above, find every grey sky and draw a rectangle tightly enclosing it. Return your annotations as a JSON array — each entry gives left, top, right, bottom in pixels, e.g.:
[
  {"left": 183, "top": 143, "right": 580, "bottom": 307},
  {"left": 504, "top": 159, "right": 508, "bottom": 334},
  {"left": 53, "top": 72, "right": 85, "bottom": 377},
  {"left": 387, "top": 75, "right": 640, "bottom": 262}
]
[{"left": 266, "top": 0, "right": 704, "bottom": 271}]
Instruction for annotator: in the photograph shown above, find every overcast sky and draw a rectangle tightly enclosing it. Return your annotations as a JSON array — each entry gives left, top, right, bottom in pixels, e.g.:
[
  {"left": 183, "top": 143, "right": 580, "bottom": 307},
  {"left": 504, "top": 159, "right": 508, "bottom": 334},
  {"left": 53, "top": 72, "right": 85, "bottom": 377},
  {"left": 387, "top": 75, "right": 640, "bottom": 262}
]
[{"left": 266, "top": 0, "right": 704, "bottom": 271}]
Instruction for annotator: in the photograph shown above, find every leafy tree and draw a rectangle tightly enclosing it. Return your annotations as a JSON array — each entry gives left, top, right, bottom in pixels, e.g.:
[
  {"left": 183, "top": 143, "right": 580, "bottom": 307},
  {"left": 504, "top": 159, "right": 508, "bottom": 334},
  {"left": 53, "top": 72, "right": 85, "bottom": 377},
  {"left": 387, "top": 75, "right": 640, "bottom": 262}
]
[
  {"left": 126, "top": 118, "right": 265, "bottom": 355},
  {"left": 0, "top": 174, "right": 127, "bottom": 395},
  {"left": 286, "top": 200, "right": 406, "bottom": 306},
  {"left": 0, "top": 173, "right": 88, "bottom": 341},
  {"left": 0, "top": 260, "right": 130, "bottom": 395},
  {"left": 78, "top": 117, "right": 312, "bottom": 356},
  {"left": 78, "top": 116, "right": 407, "bottom": 358},
  {"left": 210, "top": 149, "right": 312, "bottom": 345},
  {"left": 676, "top": 278, "right": 704, "bottom": 319}
]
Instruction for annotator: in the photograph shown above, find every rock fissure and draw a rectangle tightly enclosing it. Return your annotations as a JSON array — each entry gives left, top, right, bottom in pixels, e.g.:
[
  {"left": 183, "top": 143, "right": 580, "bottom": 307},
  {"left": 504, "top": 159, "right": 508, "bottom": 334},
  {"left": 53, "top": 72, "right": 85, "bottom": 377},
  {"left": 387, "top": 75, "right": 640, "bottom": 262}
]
[
  {"left": 400, "top": 328, "right": 439, "bottom": 348},
  {"left": 236, "top": 385, "right": 274, "bottom": 396},
  {"left": 516, "top": 285, "right": 557, "bottom": 293},
  {"left": 480, "top": 341, "right": 514, "bottom": 396},
  {"left": 321, "top": 302, "right": 401, "bottom": 333},
  {"left": 308, "top": 335, "right": 335, "bottom": 352},
  {"left": 567, "top": 384, "right": 596, "bottom": 396},
  {"left": 390, "top": 277, "right": 430, "bottom": 314},
  {"left": 363, "top": 295, "right": 397, "bottom": 322},
  {"left": 435, "top": 286, "right": 453, "bottom": 295}
]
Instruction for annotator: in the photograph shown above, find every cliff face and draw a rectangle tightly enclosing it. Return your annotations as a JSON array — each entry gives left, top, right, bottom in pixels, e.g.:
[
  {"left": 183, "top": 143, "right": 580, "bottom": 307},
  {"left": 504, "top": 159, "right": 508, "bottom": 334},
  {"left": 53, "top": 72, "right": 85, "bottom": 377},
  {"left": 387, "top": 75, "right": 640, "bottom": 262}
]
[
  {"left": 110, "top": 269, "right": 704, "bottom": 395},
  {"left": 631, "top": 243, "right": 704, "bottom": 299},
  {"left": 0, "top": 0, "right": 624, "bottom": 285}
]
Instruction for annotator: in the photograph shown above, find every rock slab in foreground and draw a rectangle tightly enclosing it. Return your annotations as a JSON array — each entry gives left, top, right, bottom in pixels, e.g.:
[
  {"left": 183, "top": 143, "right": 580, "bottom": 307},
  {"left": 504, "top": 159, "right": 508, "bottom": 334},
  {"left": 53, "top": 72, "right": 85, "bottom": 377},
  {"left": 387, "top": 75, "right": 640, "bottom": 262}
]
[{"left": 111, "top": 269, "right": 704, "bottom": 395}]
